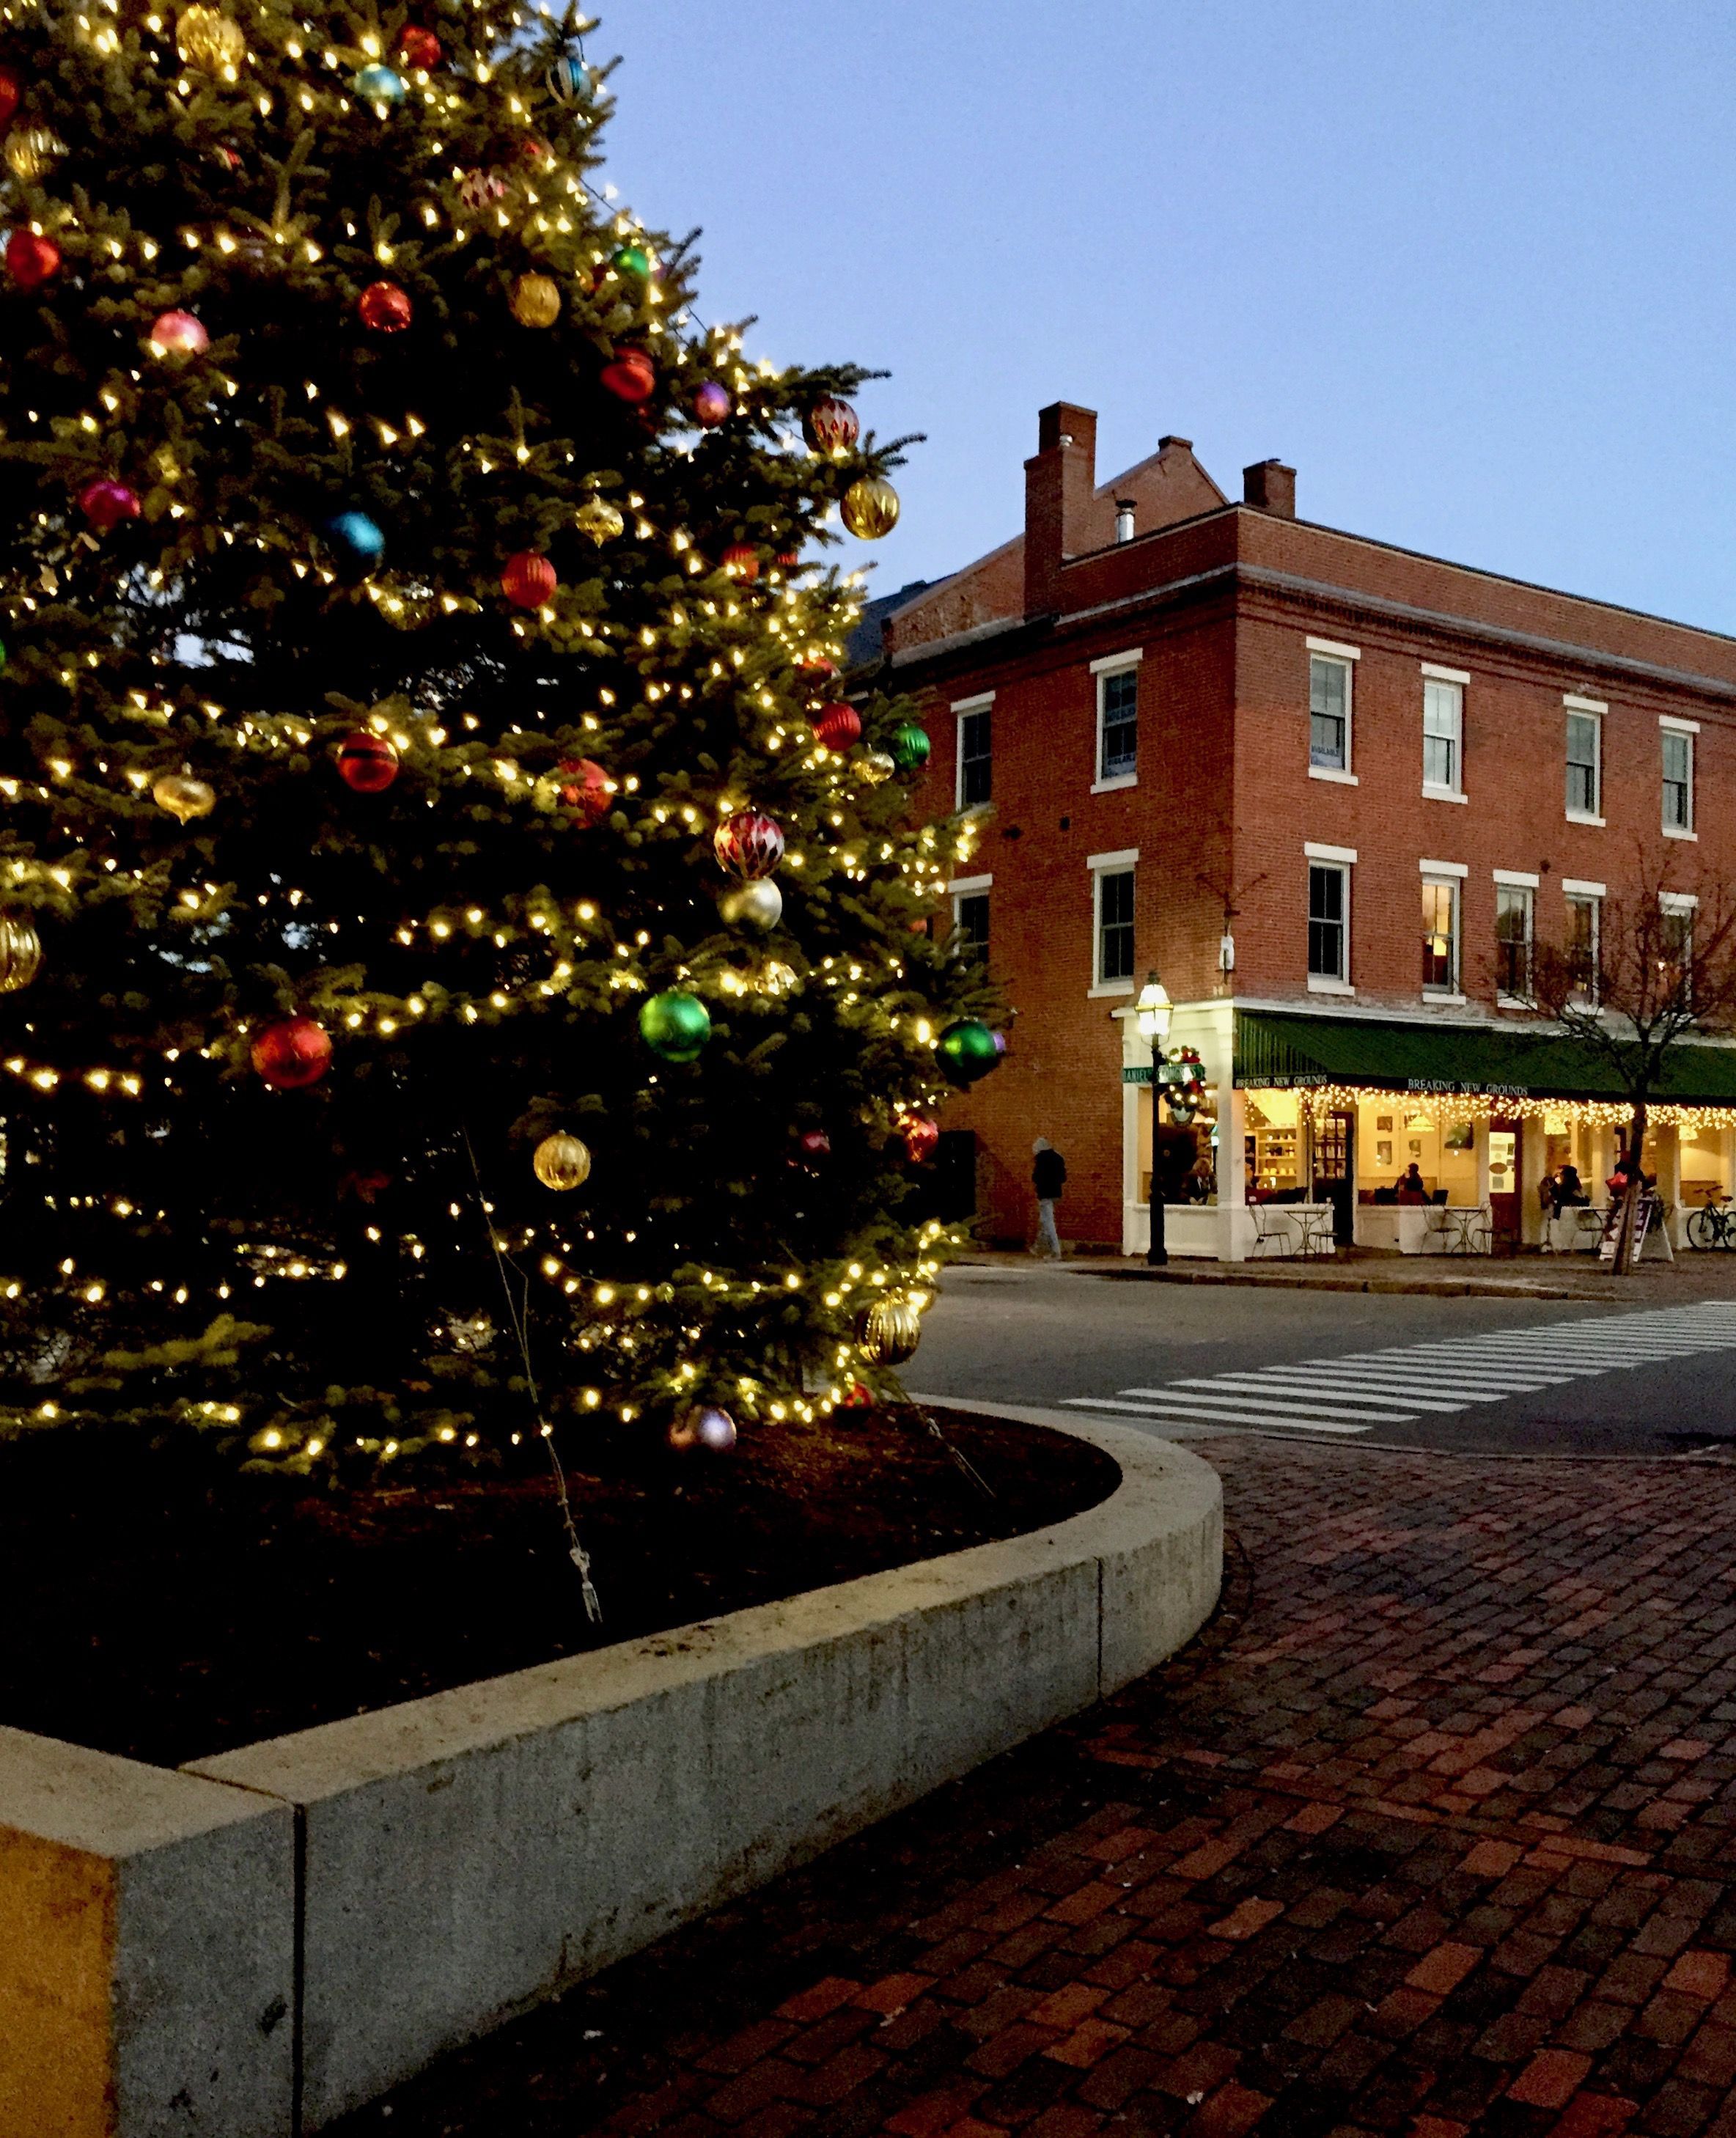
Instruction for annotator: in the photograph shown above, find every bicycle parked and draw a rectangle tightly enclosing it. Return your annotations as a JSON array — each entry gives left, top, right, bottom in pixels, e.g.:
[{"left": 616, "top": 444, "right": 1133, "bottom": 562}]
[{"left": 1686, "top": 1193, "right": 1736, "bottom": 1250}]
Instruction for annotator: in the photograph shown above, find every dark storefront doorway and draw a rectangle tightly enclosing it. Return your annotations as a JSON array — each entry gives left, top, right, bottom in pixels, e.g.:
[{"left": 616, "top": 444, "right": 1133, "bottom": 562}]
[{"left": 1312, "top": 1109, "right": 1356, "bottom": 1244}]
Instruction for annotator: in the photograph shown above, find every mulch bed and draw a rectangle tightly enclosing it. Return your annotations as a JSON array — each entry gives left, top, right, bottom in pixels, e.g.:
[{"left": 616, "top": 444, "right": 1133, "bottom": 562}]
[{"left": 0, "top": 1405, "right": 1117, "bottom": 1769}]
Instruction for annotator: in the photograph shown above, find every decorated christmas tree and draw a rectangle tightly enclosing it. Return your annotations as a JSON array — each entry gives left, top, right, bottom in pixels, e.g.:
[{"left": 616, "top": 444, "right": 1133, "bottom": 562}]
[{"left": 0, "top": 0, "right": 1001, "bottom": 1488}]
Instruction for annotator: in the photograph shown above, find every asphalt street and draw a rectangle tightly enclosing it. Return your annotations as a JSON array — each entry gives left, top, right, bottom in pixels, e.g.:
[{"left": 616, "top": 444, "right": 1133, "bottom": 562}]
[{"left": 911, "top": 1263, "right": 1736, "bottom": 1456}]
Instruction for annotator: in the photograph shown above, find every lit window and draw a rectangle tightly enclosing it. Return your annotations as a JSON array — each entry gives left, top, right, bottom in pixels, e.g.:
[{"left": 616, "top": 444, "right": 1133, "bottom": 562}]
[
  {"left": 1308, "top": 864, "right": 1347, "bottom": 983},
  {"left": 1565, "top": 892, "right": 1600, "bottom": 1003},
  {"left": 1423, "top": 678, "right": 1463, "bottom": 793},
  {"left": 1421, "top": 878, "right": 1459, "bottom": 993}
]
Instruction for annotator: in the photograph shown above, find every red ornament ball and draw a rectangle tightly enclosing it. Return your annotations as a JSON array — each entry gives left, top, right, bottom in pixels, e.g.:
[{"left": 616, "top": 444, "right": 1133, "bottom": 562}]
[
  {"left": 516, "top": 133, "right": 553, "bottom": 165},
  {"left": 357, "top": 279, "right": 411, "bottom": 332},
  {"left": 798, "top": 651, "right": 839, "bottom": 683},
  {"left": 149, "top": 309, "right": 208, "bottom": 355},
  {"left": 0, "top": 66, "right": 21, "bottom": 130},
  {"left": 501, "top": 551, "right": 557, "bottom": 609},
  {"left": 553, "top": 756, "right": 611, "bottom": 826},
  {"left": 251, "top": 1015, "right": 332, "bottom": 1090},
  {"left": 720, "top": 542, "right": 759, "bottom": 583},
  {"left": 713, "top": 809, "right": 784, "bottom": 881},
  {"left": 805, "top": 394, "right": 860, "bottom": 452},
  {"left": 692, "top": 381, "right": 731, "bottom": 427},
  {"left": 811, "top": 702, "right": 861, "bottom": 752},
  {"left": 798, "top": 1129, "right": 831, "bottom": 1163},
  {"left": 600, "top": 348, "right": 655, "bottom": 404},
  {"left": 841, "top": 1381, "right": 874, "bottom": 1408},
  {"left": 78, "top": 479, "right": 140, "bottom": 532},
  {"left": 337, "top": 730, "right": 399, "bottom": 793},
  {"left": 397, "top": 23, "right": 441, "bottom": 69},
  {"left": 901, "top": 1115, "right": 941, "bottom": 1164},
  {"left": 5, "top": 229, "right": 59, "bottom": 289}
]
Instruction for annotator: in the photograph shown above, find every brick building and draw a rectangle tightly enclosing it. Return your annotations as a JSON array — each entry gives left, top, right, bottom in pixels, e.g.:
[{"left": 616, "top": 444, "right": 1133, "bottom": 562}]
[{"left": 875, "top": 403, "right": 1736, "bottom": 1258}]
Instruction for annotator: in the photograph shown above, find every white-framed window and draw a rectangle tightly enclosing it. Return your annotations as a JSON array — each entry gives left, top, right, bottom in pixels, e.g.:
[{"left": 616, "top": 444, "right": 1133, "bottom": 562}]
[
  {"left": 1086, "top": 848, "right": 1139, "bottom": 993},
  {"left": 1563, "top": 878, "right": 1603, "bottom": 1004},
  {"left": 949, "top": 873, "right": 991, "bottom": 960},
  {"left": 1662, "top": 716, "right": 1697, "bottom": 837},
  {"left": 1308, "top": 650, "right": 1354, "bottom": 777},
  {"left": 1421, "top": 665, "right": 1466, "bottom": 798},
  {"left": 954, "top": 694, "right": 993, "bottom": 810},
  {"left": 1493, "top": 871, "right": 1537, "bottom": 1004},
  {"left": 1564, "top": 696, "right": 1604, "bottom": 822},
  {"left": 1091, "top": 650, "right": 1141, "bottom": 789},
  {"left": 1420, "top": 861, "right": 1465, "bottom": 996},
  {"left": 1661, "top": 891, "right": 1697, "bottom": 1007},
  {"left": 1306, "top": 855, "right": 1351, "bottom": 990}
]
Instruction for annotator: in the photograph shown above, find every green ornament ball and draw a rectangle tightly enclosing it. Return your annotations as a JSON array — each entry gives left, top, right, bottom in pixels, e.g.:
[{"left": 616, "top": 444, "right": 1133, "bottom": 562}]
[
  {"left": 937, "top": 1018, "right": 1000, "bottom": 1087},
  {"left": 890, "top": 721, "right": 930, "bottom": 771},
  {"left": 640, "top": 988, "right": 711, "bottom": 1063},
  {"left": 611, "top": 243, "right": 652, "bottom": 283}
]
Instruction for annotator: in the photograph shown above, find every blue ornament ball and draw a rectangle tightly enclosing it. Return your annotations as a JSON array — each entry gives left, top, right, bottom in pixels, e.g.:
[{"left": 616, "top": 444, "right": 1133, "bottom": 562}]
[
  {"left": 545, "top": 54, "right": 589, "bottom": 102},
  {"left": 325, "top": 511, "right": 386, "bottom": 570},
  {"left": 353, "top": 63, "right": 406, "bottom": 104}
]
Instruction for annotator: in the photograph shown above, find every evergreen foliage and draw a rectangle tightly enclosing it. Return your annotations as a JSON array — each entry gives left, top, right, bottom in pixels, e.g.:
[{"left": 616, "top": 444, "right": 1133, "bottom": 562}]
[{"left": 0, "top": 0, "right": 998, "bottom": 1467}]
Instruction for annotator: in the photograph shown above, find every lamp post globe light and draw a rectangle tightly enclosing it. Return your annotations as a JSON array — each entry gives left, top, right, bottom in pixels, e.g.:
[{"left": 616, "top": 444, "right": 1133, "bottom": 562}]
[{"left": 1135, "top": 974, "right": 1173, "bottom": 1265}]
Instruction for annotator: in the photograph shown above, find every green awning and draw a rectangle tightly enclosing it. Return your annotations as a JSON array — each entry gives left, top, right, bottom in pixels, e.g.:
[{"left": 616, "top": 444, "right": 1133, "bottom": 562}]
[{"left": 1235, "top": 1010, "right": 1736, "bottom": 1105}]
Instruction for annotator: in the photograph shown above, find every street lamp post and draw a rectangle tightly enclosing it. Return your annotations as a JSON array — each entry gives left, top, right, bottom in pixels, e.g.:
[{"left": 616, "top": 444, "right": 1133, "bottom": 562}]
[{"left": 1134, "top": 973, "right": 1172, "bottom": 1268}]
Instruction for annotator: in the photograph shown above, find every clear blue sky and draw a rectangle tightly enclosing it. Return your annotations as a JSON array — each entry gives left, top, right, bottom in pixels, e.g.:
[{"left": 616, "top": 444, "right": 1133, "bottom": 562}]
[{"left": 600, "top": 2, "right": 1736, "bottom": 632}]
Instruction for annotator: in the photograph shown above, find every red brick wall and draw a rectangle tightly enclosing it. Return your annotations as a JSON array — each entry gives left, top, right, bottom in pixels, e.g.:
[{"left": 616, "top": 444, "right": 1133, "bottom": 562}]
[
  {"left": 889, "top": 468, "right": 1736, "bottom": 1252},
  {"left": 911, "top": 603, "right": 1237, "bottom": 1248}
]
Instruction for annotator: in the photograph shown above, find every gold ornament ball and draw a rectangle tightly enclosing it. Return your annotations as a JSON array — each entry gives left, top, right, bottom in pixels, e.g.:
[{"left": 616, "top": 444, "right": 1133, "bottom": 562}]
[
  {"left": 859, "top": 751, "right": 897, "bottom": 785},
  {"left": 0, "top": 911, "right": 42, "bottom": 993},
  {"left": 153, "top": 771, "right": 216, "bottom": 824},
  {"left": 574, "top": 496, "right": 625, "bottom": 547},
  {"left": 840, "top": 474, "right": 900, "bottom": 541},
  {"left": 176, "top": 6, "right": 246, "bottom": 70},
  {"left": 858, "top": 1292, "right": 922, "bottom": 1366},
  {"left": 532, "top": 1131, "right": 592, "bottom": 1191},
  {"left": 510, "top": 272, "right": 561, "bottom": 328},
  {"left": 5, "top": 126, "right": 65, "bottom": 183}
]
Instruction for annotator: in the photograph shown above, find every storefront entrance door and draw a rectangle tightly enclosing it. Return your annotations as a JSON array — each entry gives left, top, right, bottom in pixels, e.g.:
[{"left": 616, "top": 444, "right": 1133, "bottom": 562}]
[
  {"left": 1489, "top": 1117, "right": 1521, "bottom": 1252},
  {"left": 1313, "top": 1109, "right": 1356, "bottom": 1244}
]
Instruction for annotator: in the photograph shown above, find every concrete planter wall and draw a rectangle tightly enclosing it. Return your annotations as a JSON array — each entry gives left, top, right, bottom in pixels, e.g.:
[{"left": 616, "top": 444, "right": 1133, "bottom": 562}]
[{"left": 0, "top": 1418, "right": 1222, "bottom": 2138}]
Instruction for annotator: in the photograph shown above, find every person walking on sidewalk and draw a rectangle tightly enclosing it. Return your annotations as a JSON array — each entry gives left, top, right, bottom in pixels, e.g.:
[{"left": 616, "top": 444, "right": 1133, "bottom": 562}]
[{"left": 1031, "top": 1138, "right": 1067, "bottom": 1259}]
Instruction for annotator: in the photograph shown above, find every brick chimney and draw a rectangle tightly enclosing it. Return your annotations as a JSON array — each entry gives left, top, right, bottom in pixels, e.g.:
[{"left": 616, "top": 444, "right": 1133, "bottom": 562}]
[
  {"left": 1023, "top": 401, "right": 1097, "bottom": 617},
  {"left": 1243, "top": 459, "right": 1296, "bottom": 518}
]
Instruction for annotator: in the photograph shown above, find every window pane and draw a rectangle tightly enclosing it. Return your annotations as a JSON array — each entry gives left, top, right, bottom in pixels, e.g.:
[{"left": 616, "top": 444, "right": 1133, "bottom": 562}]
[
  {"left": 1495, "top": 886, "right": 1532, "bottom": 999},
  {"left": 960, "top": 708, "right": 991, "bottom": 807},
  {"left": 1421, "top": 880, "right": 1457, "bottom": 991},
  {"left": 1567, "top": 895, "right": 1599, "bottom": 999},
  {"left": 1308, "top": 864, "right": 1345, "bottom": 979},
  {"left": 1422, "top": 680, "right": 1461, "bottom": 790},
  {"left": 1663, "top": 731, "right": 1693, "bottom": 828},
  {"left": 1098, "top": 869, "right": 1134, "bottom": 981},
  {"left": 956, "top": 892, "right": 989, "bottom": 958},
  {"left": 1309, "top": 656, "right": 1347, "bottom": 771},
  {"left": 1566, "top": 713, "right": 1599, "bottom": 815},
  {"left": 1100, "top": 670, "right": 1137, "bottom": 778}
]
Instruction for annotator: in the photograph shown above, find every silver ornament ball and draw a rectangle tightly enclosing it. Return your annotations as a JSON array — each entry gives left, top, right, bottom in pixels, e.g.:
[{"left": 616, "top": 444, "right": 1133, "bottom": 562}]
[{"left": 718, "top": 878, "right": 783, "bottom": 931}]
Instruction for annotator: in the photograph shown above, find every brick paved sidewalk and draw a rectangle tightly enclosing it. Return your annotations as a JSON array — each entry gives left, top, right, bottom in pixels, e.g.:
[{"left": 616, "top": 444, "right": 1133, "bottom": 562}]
[{"left": 336, "top": 1444, "right": 1736, "bottom": 2138}]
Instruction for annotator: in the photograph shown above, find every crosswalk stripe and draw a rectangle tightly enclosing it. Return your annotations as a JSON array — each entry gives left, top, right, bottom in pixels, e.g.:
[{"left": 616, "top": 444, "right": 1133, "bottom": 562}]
[
  {"left": 1180, "top": 1373, "right": 1474, "bottom": 1414},
  {"left": 1065, "top": 1397, "right": 1373, "bottom": 1436},
  {"left": 1112, "top": 1386, "right": 1416, "bottom": 1425},
  {"left": 1058, "top": 1301, "right": 1736, "bottom": 1445}
]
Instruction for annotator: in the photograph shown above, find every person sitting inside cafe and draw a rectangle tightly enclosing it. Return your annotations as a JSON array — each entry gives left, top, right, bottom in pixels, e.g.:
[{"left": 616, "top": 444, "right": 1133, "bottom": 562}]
[
  {"left": 1554, "top": 1161, "right": 1586, "bottom": 1211},
  {"left": 1396, "top": 1162, "right": 1430, "bottom": 1204}
]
